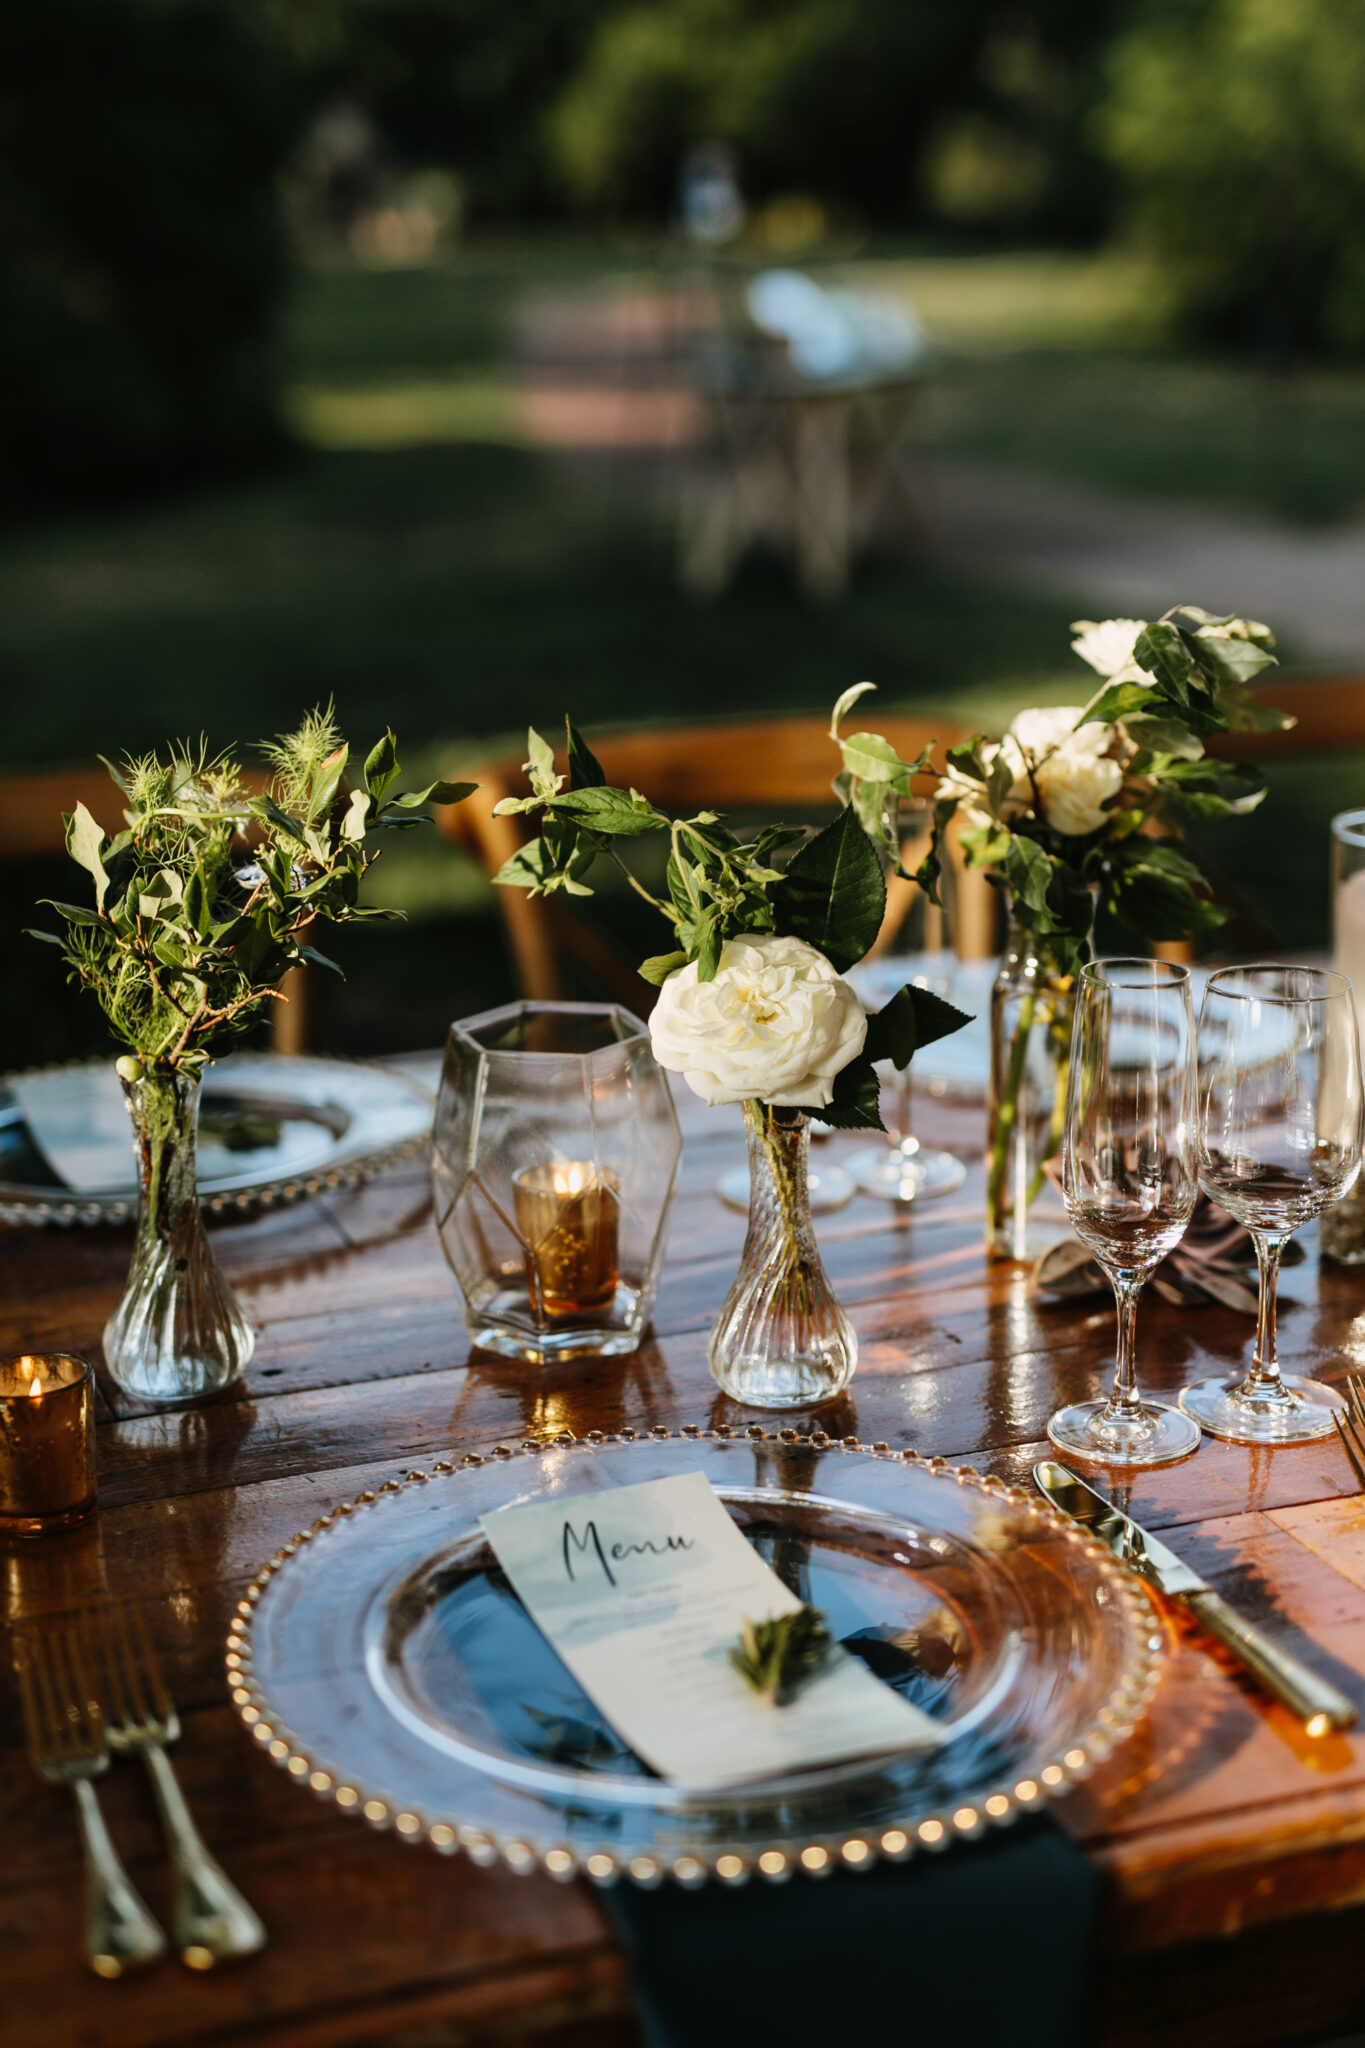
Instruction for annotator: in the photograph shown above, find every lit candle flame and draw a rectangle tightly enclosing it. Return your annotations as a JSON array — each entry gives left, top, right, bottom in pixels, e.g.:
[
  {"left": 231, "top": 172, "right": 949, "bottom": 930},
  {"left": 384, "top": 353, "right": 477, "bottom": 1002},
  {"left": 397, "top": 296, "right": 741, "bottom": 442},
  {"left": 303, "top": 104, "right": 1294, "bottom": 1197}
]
[
  {"left": 554, "top": 1162, "right": 594, "bottom": 1197},
  {"left": 18, "top": 1355, "right": 43, "bottom": 1398}
]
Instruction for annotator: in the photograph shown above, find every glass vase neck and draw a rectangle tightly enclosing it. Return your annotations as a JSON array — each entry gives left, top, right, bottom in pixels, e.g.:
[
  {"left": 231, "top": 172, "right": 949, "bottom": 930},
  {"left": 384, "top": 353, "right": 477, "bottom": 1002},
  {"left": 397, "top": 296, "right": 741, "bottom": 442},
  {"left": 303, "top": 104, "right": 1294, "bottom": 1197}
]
[
  {"left": 102, "top": 1064, "right": 254, "bottom": 1403},
  {"left": 706, "top": 1102, "right": 857, "bottom": 1410}
]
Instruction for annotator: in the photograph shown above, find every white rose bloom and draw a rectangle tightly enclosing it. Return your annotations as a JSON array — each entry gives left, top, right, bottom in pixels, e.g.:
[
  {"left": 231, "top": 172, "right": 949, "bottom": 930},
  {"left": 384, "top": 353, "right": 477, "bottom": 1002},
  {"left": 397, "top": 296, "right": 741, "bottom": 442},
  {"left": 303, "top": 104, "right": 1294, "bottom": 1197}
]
[
  {"left": 1004, "top": 706, "right": 1122, "bottom": 837},
  {"left": 1034, "top": 745, "right": 1123, "bottom": 836},
  {"left": 1070, "top": 618, "right": 1146, "bottom": 678},
  {"left": 649, "top": 933, "right": 867, "bottom": 1108}
]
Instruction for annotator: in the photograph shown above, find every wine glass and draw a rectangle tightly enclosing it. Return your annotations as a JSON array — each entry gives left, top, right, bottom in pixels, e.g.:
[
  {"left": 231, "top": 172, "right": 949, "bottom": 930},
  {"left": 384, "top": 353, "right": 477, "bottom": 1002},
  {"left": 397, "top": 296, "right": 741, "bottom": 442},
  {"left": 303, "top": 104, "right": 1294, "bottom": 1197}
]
[
  {"left": 843, "top": 803, "right": 966, "bottom": 1204},
  {"left": 1047, "top": 958, "right": 1201, "bottom": 1467},
  {"left": 1180, "top": 965, "right": 1364, "bottom": 1443}
]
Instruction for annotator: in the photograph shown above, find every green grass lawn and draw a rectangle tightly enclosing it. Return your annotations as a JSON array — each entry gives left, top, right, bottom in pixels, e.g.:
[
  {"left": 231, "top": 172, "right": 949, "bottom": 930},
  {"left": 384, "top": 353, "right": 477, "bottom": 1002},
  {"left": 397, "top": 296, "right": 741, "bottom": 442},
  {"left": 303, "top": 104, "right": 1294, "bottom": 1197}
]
[{"left": 2, "top": 241, "right": 1359, "bottom": 1065}]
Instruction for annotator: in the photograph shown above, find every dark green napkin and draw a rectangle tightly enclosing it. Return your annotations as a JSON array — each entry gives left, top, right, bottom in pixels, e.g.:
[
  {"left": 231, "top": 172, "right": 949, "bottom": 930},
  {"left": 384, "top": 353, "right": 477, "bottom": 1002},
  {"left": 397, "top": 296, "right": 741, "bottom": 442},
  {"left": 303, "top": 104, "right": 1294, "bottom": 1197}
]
[{"left": 604, "top": 1814, "right": 1099, "bottom": 2048}]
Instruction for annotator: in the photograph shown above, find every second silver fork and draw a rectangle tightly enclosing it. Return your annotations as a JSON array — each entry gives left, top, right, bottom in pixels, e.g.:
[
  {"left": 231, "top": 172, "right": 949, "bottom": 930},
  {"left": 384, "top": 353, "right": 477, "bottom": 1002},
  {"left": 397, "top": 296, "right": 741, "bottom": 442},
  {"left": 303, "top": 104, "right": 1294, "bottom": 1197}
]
[{"left": 89, "top": 1602, "right": 265, "bottom": 1969}]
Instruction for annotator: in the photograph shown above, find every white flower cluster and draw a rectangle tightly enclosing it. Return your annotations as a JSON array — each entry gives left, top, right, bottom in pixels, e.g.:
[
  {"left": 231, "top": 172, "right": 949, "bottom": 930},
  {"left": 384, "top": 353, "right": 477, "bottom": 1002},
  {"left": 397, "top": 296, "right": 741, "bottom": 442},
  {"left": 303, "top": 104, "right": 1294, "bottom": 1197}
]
[
  {"left": 941, "top": 704, "right": 1124, "bottom": 840},
  {"left": 939, "top": 617, "right": 1146, "bottom": 840},
  {"left": 650, "top": 934, "right": 866, "bottom": 1107}
]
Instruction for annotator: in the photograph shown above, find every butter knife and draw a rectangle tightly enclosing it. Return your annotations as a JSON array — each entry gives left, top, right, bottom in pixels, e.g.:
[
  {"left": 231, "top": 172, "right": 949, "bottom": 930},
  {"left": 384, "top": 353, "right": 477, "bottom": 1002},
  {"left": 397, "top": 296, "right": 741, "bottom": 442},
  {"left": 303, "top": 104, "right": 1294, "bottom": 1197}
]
[{"left": 1034, "top": 1460, "right": 1357, "bottom": 1735}]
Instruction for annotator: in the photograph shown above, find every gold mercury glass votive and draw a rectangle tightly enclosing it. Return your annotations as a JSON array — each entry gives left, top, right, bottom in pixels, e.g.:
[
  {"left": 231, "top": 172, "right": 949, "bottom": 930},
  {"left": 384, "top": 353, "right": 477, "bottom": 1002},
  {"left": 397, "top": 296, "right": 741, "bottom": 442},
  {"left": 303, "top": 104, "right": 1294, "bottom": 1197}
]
[
  {"left": 514, "top": 1164, "right": 620, "bottom": 1318},
  {"left": 0, "top": 1353, "right": 97, "bottom": 1538}
]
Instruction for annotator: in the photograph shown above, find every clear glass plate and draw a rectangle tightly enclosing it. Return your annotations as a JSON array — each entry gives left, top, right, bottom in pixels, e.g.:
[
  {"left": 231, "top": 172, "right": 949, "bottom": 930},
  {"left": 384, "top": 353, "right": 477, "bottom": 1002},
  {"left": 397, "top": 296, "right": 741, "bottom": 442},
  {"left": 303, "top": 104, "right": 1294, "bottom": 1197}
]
[
  {"left": 231, "top": 1430, "right": 1161, "bottom": 1886},
  {"left": 0, "top": 1054, "right": 433, "bottom": 1226}
]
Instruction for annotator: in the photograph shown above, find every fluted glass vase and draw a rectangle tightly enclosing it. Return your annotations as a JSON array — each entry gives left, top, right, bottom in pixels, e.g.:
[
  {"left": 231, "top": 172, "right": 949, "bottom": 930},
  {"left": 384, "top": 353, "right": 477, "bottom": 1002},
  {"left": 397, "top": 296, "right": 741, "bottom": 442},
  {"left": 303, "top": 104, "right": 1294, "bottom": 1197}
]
[
  {"left": 103, "top": 1068, "right": 254, "bottom": 1403},
  {"left": 708, "top": 1103, "right": 858, "bottom": 1409}
]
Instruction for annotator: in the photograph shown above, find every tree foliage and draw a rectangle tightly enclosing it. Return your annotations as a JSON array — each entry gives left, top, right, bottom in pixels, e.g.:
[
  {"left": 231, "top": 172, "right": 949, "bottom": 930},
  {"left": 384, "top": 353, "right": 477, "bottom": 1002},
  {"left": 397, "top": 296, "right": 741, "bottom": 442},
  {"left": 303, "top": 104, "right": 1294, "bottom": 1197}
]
[{"left": 1101, "top": 0, "right": 1365, "bottom": 355}]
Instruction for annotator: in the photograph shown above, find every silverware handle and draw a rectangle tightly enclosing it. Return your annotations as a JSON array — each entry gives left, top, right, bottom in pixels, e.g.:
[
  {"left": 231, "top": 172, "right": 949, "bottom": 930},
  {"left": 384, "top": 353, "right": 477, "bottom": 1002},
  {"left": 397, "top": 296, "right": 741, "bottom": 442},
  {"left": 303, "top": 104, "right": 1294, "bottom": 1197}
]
[
  {"left": 71, "top": 1777, "right": 168, "bottom": 1977},
  {"left": 1185, "top": 1589, "right": 1358, "bottom": 1732},
  {"left": 143, "top": 1745, "right": 265, "bottom": 1966}
]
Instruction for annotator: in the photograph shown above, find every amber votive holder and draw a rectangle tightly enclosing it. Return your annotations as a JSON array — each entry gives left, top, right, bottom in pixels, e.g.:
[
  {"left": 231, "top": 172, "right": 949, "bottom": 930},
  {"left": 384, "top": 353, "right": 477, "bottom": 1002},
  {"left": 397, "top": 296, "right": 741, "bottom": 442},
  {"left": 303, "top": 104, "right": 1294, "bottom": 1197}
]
[
  {"left": 0, "top": 1354, "right": 97, "bottom": 1539},
  {"left": 514, "top": 1164, "right": 620, "bottom": 1319}
]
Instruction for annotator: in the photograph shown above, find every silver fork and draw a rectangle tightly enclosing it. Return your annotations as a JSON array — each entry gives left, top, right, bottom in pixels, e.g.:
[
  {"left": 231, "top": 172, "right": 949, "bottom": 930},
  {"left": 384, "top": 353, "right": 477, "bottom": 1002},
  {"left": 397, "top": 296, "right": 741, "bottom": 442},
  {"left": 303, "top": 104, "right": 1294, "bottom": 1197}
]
[
  {"left": 89, "top": 1601, "right": 266, "bottom": 1970},
  {"left": 1333, "top": 1373, "right": 1365, "bottom": 1489},
  {"left": 18, "top": 1625, "right": 168, "bottom": 1978}
]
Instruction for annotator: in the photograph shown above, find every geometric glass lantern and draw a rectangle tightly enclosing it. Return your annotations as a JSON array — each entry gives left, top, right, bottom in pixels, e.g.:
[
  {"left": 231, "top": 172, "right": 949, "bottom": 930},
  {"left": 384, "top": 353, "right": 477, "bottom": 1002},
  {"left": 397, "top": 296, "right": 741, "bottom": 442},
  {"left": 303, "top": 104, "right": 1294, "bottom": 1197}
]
[{"left": 432, "top": 1002, "right": 682, "bottom": 1363}]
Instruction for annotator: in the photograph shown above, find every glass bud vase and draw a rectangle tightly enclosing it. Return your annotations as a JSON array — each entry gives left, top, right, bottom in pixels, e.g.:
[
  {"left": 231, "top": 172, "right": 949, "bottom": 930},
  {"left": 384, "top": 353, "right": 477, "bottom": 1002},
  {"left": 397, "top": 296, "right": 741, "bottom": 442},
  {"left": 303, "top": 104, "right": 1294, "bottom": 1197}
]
[
  {"left": 103, "top": 1066, "right": 255, "bottom": 1403},
  {"left": 986, "top": 912, "right": 1085, "bottom": 1263},
  {"left": 708, "top": 1103, "right": 858, "bottom": 1409}
]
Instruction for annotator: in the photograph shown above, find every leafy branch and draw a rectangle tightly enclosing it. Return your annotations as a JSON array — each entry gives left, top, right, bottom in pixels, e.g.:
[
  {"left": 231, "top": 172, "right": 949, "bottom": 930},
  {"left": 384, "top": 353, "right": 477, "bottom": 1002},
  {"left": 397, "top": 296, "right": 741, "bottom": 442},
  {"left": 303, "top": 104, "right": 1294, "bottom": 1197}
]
[
  {"left": 30, "top": 707, "right": 474, "bottom": 1077},
  {"left": 492, "top": 714, "right": 972, "bottom": 1132}
]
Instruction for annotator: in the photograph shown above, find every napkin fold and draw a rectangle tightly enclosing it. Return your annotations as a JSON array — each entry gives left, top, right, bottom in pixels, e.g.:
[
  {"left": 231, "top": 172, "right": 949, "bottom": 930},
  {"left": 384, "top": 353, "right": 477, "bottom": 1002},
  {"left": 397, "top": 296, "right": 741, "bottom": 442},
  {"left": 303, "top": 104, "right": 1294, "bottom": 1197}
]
[{"left": 605, "top": 1813, "right": 1099, "bottom": 2048}]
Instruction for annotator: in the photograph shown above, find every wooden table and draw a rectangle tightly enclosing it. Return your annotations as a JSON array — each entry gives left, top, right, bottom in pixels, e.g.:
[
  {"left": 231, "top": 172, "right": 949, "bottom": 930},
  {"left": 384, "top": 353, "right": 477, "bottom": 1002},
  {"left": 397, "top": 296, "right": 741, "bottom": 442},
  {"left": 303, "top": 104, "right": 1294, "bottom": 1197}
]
[{"left": 7, "top": 1061, "right": 1365, "bottom": 2048}]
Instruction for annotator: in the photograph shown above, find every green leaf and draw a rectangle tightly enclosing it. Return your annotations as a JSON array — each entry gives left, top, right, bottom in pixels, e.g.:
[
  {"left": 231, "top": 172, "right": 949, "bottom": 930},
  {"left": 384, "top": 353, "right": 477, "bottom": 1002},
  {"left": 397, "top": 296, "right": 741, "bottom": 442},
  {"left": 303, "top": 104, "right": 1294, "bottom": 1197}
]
[
  {"left": 944, "top": 739, "right": 988, "bottom": 783},
  {"left": 340, "top": 789, "right": 371, "bottom": 841},
  {"left": 1123, "top": 716, "right": 1204, "bottom": 761},
  {"left": 527, "top": 726, "right": 556, "bottom": 778},
  {"left": 909, "top": 985, "right": 974, "bottom": 1056},
  {"left": 37, "top": 899, "right": 104, "bottom": 928},
  {"left": 795, "top": 1053, "right": 884, "bottom": 1130},
  {"left": 384, "top": 779, "right": 477, "bottom": 812},
  {"left": 1134, "top": 622, "right": 1206, "bottom": 708},
  {"left": 863, "top": 984, "right": 917, "bottom": 1068},
  {"left": 1153, "top": 758, "right": 1266, "bottom": 818},
  {"left": 776, "top": 808, "right": 885, "bottom": 970},
  {"left": 566, "top": 719, "right": 606, "bottom": 790},
  {"left": 548, "top": 787, "right": 669, "bottom": 837},
  {"left": 696, "top": 913, "right": 722, "bottom": 982},
  {"left": 25, "top": 926, "right": 68, "bottom": 948},
  {"left": 829, "top": 681, "right": 877, "bottom": 736},
  {"left": 1085, "top": 679, "right": 1160, "bottom": 726},
  {"left": 65, "top": 803, "right": 110, "bottom": 910},
  {"left": 1003, "top": 835, "right": 1053, "bottom": 917},
  {"left": 837, "top": 730, "right": 916, "bottom": 786},
  {"left": 638, "top": 949, "right": 689, "bottom": 987},
  {"left": 257, "top": 798, "right": 307, "bottom": 843},
  {"left": 1212, "top": 680, "right": 1294, "bottom": 733},
  {"left": 298, "top": 943, "right": 344, "bottom": 977},
  {"left": 364, "top": 730, "right": 401, "bottom": 804}
]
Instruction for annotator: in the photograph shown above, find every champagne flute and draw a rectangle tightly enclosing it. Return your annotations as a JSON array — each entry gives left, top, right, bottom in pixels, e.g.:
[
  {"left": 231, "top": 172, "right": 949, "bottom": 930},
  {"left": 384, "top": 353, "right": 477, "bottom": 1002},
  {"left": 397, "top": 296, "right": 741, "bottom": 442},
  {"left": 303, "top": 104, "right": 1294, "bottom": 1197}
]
[
  {"left": 1181, "top": 965, "right": 1364, "bottom": 1443},
  {"left": 1048, "top": 958, "right": 1201, "bottom": 1466}
]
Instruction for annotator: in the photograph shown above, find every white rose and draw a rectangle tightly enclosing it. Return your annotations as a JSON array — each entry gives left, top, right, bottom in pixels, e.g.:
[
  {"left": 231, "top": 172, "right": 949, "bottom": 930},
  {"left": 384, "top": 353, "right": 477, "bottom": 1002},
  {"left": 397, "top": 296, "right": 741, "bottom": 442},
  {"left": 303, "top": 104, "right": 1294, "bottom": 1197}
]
[
  {"left": 1004, "top": 707, "right": 1122, "bottom": 837},
  {"left": 1034, "top": 746, "right": 1123, "bottom": 836},
  {"left": 649, "top": 933, "right": 867, "bottom": 1108},
  {"left": 1070, "top": 618, "right": 1146, "bottom": 678}
]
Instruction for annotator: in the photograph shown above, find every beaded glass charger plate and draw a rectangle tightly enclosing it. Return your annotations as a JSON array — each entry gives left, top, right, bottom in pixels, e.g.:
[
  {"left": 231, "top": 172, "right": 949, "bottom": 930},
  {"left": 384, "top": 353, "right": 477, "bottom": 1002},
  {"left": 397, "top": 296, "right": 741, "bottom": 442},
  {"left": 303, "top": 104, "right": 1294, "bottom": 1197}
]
[
  {"left": 232, "top": 1431, "right": 1161, "bottom": 1887},
  {"left": 0, "top": 1053, "right": 434, "bottom": 1226}
]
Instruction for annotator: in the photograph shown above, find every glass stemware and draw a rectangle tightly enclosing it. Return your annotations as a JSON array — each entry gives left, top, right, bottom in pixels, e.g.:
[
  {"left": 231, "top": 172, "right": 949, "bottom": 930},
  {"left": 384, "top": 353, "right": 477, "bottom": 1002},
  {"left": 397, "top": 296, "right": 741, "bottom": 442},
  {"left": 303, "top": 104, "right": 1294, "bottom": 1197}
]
[
  {"left": 843, "top": 803, "right": 966, "bottom": 1204},
  {"left": 1047, "top": 958, "right": 1201, "bottom": 1467},
  {"left": 1181, "top": 965, "right": 1364, "bottom": 1443}
]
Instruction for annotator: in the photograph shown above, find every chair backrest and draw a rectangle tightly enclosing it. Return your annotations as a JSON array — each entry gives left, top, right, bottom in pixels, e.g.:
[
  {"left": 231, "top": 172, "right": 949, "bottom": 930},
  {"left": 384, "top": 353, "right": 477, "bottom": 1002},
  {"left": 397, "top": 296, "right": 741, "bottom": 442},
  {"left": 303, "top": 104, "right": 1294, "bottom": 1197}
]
[
  {"left": 1208, "top": 673, "right": 1365, "bottom": 757},
  {"left": 441, "top": 712, "right": 989, "bottom": 1003}
]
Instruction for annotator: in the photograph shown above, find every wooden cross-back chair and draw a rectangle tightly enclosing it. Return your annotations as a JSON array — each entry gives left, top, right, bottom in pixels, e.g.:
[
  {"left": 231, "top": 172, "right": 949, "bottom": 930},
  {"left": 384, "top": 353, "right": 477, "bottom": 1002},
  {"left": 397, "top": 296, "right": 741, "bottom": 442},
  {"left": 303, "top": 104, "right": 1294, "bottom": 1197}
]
[
  {"left": 0, "top": 764, "right": 311, "bottom": 1053},
  {"left": 438, "top": 713, "right": 989, "bottom": 1010}
]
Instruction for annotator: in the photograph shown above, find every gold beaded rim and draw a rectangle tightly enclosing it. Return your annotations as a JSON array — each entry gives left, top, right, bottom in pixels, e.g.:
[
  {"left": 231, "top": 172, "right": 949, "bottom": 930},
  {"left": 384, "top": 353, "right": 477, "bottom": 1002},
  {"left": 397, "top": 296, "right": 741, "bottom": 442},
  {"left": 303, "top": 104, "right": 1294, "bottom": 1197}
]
[{"left": 226, "top": 1427, "right": 1163, "bottom": 1888}]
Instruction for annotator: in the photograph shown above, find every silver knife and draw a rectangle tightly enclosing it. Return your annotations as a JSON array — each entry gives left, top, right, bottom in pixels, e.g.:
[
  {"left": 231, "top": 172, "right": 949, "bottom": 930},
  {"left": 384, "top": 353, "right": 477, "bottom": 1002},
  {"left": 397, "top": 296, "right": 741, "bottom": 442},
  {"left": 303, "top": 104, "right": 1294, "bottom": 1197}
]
[{"left": 1034, "top": 1460, "right": 1357, "bottom": 1735}]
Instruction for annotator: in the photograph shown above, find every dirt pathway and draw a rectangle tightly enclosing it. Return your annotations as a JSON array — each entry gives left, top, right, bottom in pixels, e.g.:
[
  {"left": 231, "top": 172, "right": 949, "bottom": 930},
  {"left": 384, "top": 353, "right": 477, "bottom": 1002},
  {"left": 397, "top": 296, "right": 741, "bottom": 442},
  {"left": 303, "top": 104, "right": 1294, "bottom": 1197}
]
[{"left": 930, "top": 458, "right": 1365, "bottom": 664}]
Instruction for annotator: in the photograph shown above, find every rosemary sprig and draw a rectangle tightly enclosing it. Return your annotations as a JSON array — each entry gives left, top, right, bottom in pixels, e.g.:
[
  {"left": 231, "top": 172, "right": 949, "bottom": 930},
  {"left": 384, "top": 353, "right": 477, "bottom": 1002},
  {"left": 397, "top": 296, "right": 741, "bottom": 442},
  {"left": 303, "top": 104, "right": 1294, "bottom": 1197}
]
[{"left": 729, "top": 1605, "right": 832, "bottom": 1707}]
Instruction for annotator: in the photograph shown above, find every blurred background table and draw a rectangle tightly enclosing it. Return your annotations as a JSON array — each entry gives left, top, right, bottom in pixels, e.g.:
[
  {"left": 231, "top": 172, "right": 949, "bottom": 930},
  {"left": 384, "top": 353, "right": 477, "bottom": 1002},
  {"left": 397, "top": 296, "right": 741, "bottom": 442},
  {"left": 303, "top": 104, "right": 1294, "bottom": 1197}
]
[{"left": 6, "top": 1065, "right": 1365, "bottom": 2048}]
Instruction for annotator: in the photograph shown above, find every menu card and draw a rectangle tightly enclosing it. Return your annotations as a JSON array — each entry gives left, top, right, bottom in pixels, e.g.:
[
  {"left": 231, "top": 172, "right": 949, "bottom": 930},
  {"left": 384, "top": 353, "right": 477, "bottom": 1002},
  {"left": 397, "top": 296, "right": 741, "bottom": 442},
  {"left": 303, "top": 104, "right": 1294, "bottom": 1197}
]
[{"left": 480, "top": 1470, "right": 942, "bottom": 1790}]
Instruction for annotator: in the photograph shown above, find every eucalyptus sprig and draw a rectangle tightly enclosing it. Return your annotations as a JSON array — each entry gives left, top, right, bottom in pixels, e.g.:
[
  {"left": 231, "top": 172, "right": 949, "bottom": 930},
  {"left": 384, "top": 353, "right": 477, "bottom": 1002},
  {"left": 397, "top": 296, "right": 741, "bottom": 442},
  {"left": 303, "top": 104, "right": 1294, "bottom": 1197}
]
[
  {"left": 492, "top": 714, "right": 971, "bottom": 1131},
  {"left": 30, "top": 707, "right": 474, "bottom": 1077},
  {"left": 729, "top": 1605, "right": 833, "bottom": 1707}
]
